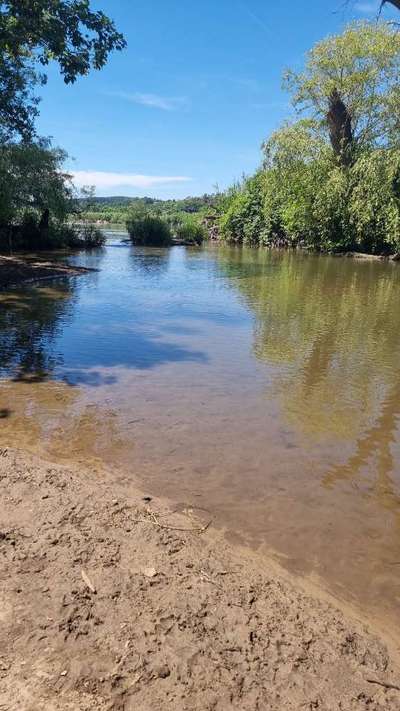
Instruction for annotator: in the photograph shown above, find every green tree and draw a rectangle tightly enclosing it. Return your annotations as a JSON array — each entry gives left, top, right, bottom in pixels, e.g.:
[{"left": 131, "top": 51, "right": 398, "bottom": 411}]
[
  {"left": 0, "top": 139, "right": 73, "bottom": 249},
  {"left": 218, "top": 22, "right": 400, "bottom": 255},
  {"left": 284, "top": 22, "right": 400, "bottom": 162},
  {"left": 0, "top": 0, "right": 126, "bottom": 139},
  {"left": 0, "top": 140, "right": 71, "bottom": 221}
]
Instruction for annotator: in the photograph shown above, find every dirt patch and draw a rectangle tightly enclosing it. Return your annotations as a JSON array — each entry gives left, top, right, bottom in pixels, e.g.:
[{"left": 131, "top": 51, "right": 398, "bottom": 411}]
[
  {"left": 0, "top": 447, "right": 400, "bottom": 710},
  {"left": 0, "top": 255, "right": 96, "bottom": 289}
]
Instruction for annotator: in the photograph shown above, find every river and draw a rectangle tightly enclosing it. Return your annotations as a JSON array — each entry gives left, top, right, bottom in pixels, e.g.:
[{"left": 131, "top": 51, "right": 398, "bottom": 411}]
[{"left": 1, "top": 229, "right": 400, "bottom": 638}]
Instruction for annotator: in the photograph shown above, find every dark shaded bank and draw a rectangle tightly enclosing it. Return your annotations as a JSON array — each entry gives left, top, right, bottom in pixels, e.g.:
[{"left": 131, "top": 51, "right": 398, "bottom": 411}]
[{"left": 0, "top": 255, "right": 97, "bottom": 289}]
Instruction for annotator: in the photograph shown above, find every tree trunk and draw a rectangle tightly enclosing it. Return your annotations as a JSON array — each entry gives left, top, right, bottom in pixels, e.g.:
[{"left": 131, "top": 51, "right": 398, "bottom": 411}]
[
  {"left": 38, "top": 208, "right": 50, "bottom": 231},
  {"left": 327, "top": 89, "right": 353, "bottom": 167},
  {"left": 381, "top": 0, "right": 400, "bottom": 11}
]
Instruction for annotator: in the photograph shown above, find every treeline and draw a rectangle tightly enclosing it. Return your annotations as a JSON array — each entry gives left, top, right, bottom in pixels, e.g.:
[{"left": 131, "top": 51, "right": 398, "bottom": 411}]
[
  {"left": 78, "top": 194, "right": 216, "bottom": 226},
  {"left": 215, "top": 23, "right": 400, "bottom": 255},
  {"left": 0, "top": 0, "right": 125, "bottom": 252}
]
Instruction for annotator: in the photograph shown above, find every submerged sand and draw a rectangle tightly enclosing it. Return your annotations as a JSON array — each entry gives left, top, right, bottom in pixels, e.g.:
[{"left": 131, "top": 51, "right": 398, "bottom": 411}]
[{"left": 1, "top": 447, "right": 400, "bottom": 710}]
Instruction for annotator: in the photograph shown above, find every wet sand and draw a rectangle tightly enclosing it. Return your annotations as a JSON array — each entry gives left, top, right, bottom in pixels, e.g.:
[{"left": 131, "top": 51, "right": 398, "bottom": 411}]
[{"left": 1, "top": 446, "right": 400, "bottom": 710}]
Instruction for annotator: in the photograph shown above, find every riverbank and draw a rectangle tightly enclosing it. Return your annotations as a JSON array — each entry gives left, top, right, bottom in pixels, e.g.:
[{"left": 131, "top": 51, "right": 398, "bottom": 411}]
[
  {"left": 1, "top": 447, "right": 400, "bottom": 710},
  {"left": 0, "top": 255, "right": 96, "bottom": 289}
]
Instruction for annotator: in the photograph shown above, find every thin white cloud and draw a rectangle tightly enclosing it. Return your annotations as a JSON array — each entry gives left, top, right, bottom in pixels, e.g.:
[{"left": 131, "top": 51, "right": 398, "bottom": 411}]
[
  {"left": 106, "top": 91, "right": 188, "bottom": 111},
  {"left": 72, "top": 171, "right": 192, "bottom": 190},
  {"left": 236, "top": 0, "right": 271, "bottom": 35}
]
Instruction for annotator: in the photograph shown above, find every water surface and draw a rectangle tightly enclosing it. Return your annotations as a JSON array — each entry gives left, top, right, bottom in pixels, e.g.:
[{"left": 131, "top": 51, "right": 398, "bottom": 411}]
[{"left": 1, "top": 233, "right": 400, "bottom": 637}]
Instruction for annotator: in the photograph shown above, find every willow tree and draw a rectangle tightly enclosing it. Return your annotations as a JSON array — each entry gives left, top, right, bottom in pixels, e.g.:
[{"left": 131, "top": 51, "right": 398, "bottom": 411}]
[{"left": 283, "top": 22, "right": 400, "bottom": 164}]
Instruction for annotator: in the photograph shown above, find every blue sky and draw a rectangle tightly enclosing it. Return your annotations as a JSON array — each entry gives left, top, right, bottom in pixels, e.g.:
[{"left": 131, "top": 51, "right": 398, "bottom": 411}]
[{"left": 36, "top": 0, "right": 396, "bottom": 198}]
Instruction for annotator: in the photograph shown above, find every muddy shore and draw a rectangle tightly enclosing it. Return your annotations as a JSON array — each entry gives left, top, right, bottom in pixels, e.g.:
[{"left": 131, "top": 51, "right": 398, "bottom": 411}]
[
  {"left": 0, "top": 255, "right": 96, "bottom": 289},
  {"left": 1, "top": 447, "right": 400, "bottom": 710}
]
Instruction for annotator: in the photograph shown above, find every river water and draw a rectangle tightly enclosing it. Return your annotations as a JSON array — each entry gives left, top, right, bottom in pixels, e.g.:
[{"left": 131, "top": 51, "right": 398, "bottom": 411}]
[{"left": 1, "top": 231, "right": 400, "bottom": 636}]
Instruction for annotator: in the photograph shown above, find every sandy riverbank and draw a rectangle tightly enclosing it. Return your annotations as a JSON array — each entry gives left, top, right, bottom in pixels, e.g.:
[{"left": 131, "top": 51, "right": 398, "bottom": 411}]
[
  {"left": 0, "top": 255, "right": 96, "bottom": 289},
  {"left": 1, "top": 447, "right": 400, "bottom": 710}
]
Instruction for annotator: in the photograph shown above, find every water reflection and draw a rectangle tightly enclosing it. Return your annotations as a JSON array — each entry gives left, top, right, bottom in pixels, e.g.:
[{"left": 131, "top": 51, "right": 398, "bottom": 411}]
[
  {"left": 217, "top": 247, "right": 400, "bottom": 442},
  {"left": 0, "top": 279, "right": 78, "bottom": 382},
  {"left": 128, "top": 246, "right": 172, "bottom": 277},
  {"left": 323, "top": 381, "right": 400, "bottom": 518},
  {"left": 0, "top": 247, "right": 208, "bottom": 385},
  {"left": 216, "top": 246, "right": 400, "bottom": 566}
]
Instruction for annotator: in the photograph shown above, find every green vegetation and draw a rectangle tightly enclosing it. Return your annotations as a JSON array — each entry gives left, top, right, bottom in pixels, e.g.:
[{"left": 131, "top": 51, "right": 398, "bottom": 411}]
[
  {"left": 0, "top": 0, "right": 125, "bottom": 251},
  {"left": 216, "top": 23, "right": 400, "bottom": 255},
  {"left": 175, "top": 218, "right": 206, "bottom": 245},
  {"left": 126, "top": 207, "right": 172, "bottom": 246},
  {"left": 125, "top": 201, "right": 207, "bottom": 247},
  {"left": 79, "top": 194, "right": 215, "bottom": 226}
]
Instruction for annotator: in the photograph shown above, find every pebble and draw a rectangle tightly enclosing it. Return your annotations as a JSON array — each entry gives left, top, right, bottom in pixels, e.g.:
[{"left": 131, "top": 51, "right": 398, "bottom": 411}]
[{"left": 155, "top": 664, "right": 170, "bottom": 679}]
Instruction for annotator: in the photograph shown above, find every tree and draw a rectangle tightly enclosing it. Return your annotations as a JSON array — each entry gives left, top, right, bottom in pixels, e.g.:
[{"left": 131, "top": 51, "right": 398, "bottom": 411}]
[
  {"left": 0, "top": 0, "right": 126, "bottom": 139},
  {"left": 218, "top": 23, "right": 400, "bottom": 254},
  {"left": 0, "top": 52, "right": 41, "bottom": 142},
  {"left": 0, "top": 138, "right": 74, "bottom": 251},
  {"left": 284, "top": 22, "right": 400, "bottom": 163},
  {"left": 381, "top": 1, "right": 400, "bottom": 12},
  {"left": 0, "top": 139, "right": 72, "bottom": 221}
]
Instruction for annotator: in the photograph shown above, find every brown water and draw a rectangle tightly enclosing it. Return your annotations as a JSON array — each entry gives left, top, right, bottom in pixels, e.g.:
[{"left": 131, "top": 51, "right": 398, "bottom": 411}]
[{"left": 1, "top": 236, "right": 400, "bottom": 636}]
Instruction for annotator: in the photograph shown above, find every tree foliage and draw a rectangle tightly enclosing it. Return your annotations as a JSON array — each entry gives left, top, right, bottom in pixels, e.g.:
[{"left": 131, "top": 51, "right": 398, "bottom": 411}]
[
  {"left": 283, "top": 22, "right": 400, "bottom": 155},
  {"left": 217, "top": 22, "right": 400, "bottom": 255},
  {"left": 0, "top": 139, "right": 71, "bottom": 224},
  {"left": 0, "top": 0, "right": 125, "bottom": 250},
  {"left": 0, "top": 0, "right": 126, "bottom": 139}
]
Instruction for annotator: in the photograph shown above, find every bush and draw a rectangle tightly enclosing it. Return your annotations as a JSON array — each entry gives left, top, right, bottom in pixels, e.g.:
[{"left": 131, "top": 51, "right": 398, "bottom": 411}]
[
  {"left": 217, "top": 147, "right": 400, "bottom": 255},
  {"left": 219, "top": 173, "right": 269, "bottom": 246},
  {"left": 0, "top": 215, "right": 106, "bottom": 252},
  {"left": 347, "top": 150, "right": 400, "bottom": 254},
  {"left": 175, "top": 219, "right": 205, "bottom": 245},
  {"left": 126, "top": 211, "right": 172, "bottom": 246},
  {"left": 66, "top": 223, "right": 106, "bottom": 249}
]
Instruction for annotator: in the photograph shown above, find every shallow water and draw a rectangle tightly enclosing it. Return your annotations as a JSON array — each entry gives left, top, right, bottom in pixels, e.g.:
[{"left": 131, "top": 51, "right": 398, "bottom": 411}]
[{"left": 1, "top": 232, "right": 400, "bottom": 635}]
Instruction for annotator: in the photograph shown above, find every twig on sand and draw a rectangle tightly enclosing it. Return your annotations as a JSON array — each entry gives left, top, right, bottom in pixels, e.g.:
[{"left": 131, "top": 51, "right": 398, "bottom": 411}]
[
  {"left": 139, "top": 509, "right": 212, "bottom": 534},
  {"left": 367, "top": 678, "right": 400, "bottom": 692},
  {"left": 81, "top": 569, "right": 96, "bottom": 594},
  {"left": 200, "top": 570, "right": 223, "bottom": 589}
]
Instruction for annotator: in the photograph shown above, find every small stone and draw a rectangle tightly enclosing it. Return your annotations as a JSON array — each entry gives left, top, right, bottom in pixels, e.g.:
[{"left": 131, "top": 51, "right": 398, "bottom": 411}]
[
  {"left": 155, "top": 664, "right": 170, "bottom": 679},
  {"left": 60, "top": 670, "right": 68, "bottom": 677},
  {"left": 142, "top": 496, "right": 152, "bottom": 503},
  {"left": 142, "top": 567, "right": 157, "bottom": 578}
]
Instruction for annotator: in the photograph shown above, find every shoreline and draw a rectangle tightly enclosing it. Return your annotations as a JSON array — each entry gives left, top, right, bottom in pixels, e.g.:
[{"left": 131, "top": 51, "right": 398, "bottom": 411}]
[
  {"left": 1, "top": 244, "right": 399, "bottom": 291},
  {"left": 0, "top": 255, "right": 97, "bottom": 290},
  {"left": 1, "top": 446, "right": 400, "bottom": 710}
]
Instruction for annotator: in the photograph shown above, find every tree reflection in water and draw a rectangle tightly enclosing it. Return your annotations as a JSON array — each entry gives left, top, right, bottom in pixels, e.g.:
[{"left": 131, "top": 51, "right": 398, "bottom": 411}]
[
  {"left": 0, "top": 278, "right": 78, "bottom": 382},
  {"left": 216, "top": 246, "right": 400, "bottom": 510}
]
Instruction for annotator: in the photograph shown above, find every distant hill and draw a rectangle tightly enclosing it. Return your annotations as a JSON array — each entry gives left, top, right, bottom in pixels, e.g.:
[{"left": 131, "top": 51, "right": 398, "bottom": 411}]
[
  {"left": 77, "top": 196, "right": 133, "bottom": 205},
  {"left": 77, "top": 195, "right": 215, "bottom": 209}
]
